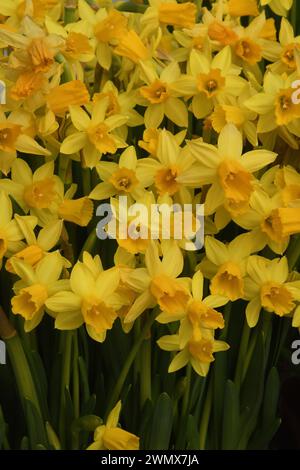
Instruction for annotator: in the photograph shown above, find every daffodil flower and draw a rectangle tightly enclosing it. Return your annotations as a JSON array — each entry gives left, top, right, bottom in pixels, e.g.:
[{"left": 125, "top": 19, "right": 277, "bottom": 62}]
[
  {"left": 5, "top": 215, "right": 64, "bottom": 273},
  {"left": 156, "top": 270, "right": 227, "bottom": 345},
  {"left": 89, "top": 146, "right": 146, "bottom": 201},
  {"left": 157, "top": 327, "right": 229, "bottom": 376},
  {"left": 0, "top": 112, "right": 50, "bottom": 174},
  {"left": 0, "top": 191, "right": 25, "bottom": 266},
  {"left": 244, "top": 71, "right": 300, "bottom": 148},
  {"left": 11, "top": 251, "right": 68, "bottom": 332},
  {"left": 233, "top": 187, "right": 290, "bottom": 254},
  {"left": 78, "top": 0, "right": 128, "bottom": 70},
  {"left": 124, "top": 240, "right": 190, "bottom": 323},
  {"left": 136, "top": 129, "right": 198, "bottom": 201},
  {"left": 177, "top": 124, "right": 277, "bottom": 216},
  {"left": 45, "top": 252, "right": 124, "bottom": 342},
  {"left": 137, "top": 60, "right": 192, "bottom": 128},
  {"left": 87, "top": 401, "right": 139, "bottom": 450},
  {"left": 200, "top": 234, "right": 254, "bottom": 301},
  {"left": 60, "top": 98, "right": 128, "bottom": 168},
  {"left": 183, "top": 46, "right": 247, "bottom": 119},
  {"left": 243, "top": 255, "right": 300, "bottom": 327}
]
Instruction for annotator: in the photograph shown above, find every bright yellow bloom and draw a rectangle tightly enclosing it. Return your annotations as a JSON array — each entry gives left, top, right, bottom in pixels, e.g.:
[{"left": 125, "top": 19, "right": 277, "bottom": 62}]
[
  {"left": 114, "top": 30, "right": 149, "bottom": 64},
  {"left": 233, "top": 187, "right": 291, "bottom": 254},
  {"left": 0, "top": 112, "right": 50, "bottom": 174},
  {"left": 11, "top": 251, "right": 67, "bottom": 331},
  {"left": 243, "top": 255, "right": 300, "bottom": 327},
  {"left": 136, "top": 129, "right": 198, "bottom": 198},
  {"left": 157, "top": 327, "right": 229, "bottom": 376},
  {"left": 124, "top": 241, "right": 189, "bottom": 323},
  {"left": 45, "top": 252, "right": 124, "bottom": 342},
  {"left": 260, "top": 0, "right": 292, "bottom": 16},
  {"left": 183, "top": 46, "right": 247, "bottom": 119},
  {"left": 89, "top": 146, "right": 146, "bottom": 201},
  {"left": 178, "top": 124, "right": 277, "bottom": 216},
  {"left": 200, "top": 234, "right": 254, "bottom": 301},
  {"left": 137, "top": 61, "right": 191, "bottom": 128},
  {"left": 87, "top": 401, "right": 139, "bottom": 450},
  {"left": 60, "top": 98, "right": 128, "bottom": 168}
]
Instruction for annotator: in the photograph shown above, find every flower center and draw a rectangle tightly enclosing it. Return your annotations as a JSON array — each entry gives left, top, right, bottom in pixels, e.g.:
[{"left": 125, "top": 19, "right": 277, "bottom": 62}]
[
  {"left": 0, "top": 123, "right": 21, "bottom": 152},
  {"left": 140, "top": 80, "right": 169, "bottom": 104},
  {"left": 109, "top": 168, "right": 139, "bottom": 193},
  {"left": 188, "top": 336, "right": 214, "bottom": 364},
  {"left": 275, "top": 89, "right": 300, "bottom": 125},
  {"left": 260, "top": 282, "right": 294, "bottom": 316},
  {"left": 11, "top": 284, "right": 48, "bottom": 320},
  {"left": 235, "top": 38, "right": 262, "bottom": 64},
  {"left": 187, "top": 299, "right": 224, "bottom": 330},
  {"left": 94, "top": 10, "right": 127, "bottom": 43},
  {"left": 150, "top": 275, "right": 190, "bottom": 314},
  {"left": 154, "top": 166, "right": 180, "bottom": 195},
  {"left": 218, "top": 159, "right": 252, "bottom": 203},
  {"left": 197, "top": 69, "right": 225, "bottom": 98},
  {"left": 210, "top": 261, "right": 244, "bottom": 301},
  {"left": 82, "top": 298, "right": 117, "bottom": 334},
  {"left": 28, "top": 38, "right": 54, "bottom": 72},
  {"left": 87, "top": 123, "right": 116, "bottom": 154},
  {"left": 23, "top": 177, "right": 57, "bottom": 209}
]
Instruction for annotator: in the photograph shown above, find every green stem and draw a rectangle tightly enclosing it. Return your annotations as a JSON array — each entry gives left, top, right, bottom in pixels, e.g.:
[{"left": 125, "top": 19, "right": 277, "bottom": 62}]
[
  {"left": 59, "top": 330, "right": 73, "bottom": 446},
  {"left": 287, "top": 235, "right": 300, "bottom": 270},
  {"left": 291, "top": 0, "right": 297, "bottom": 34},
  {"left": 64, "top": 1, "right": 77, "bottom": 25},
  {"left": 73, "top": 331, "right": 80, "bottom": 419},
  {"left": 78, "top": 227, "right": 98, "bottom": 260},
  {"left": 182, "top": 363, "right": 192, "bottom": 418},
  {"left": 5, "top": 334, "right": 42, "bottom": 416},
  {"left": 140, "top": 337, "right": 152, "bottom": 408},
  {"left": 105, "top": 308, "right": 158, "bottom": 419},
  {"left": 117, "top": 2, "right": 147, "bottom": 13},
  {"left": 234, "top": 319, "right": 251, "bottom": 388},
  {"left": 199, "top": 379, "right": 212, "bottom": 450}
]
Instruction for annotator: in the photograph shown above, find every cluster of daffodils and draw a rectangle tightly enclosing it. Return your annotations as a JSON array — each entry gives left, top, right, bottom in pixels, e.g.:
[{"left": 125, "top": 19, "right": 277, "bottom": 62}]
[{"left": 1, "top": 0, "right": 300, "bottom": 396}]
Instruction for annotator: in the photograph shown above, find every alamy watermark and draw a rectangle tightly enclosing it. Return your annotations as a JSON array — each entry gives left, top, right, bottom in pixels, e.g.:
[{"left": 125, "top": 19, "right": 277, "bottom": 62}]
[
  {"left": 0, "top": 340, "right": 6, "bottom": 365},
  {"left": 291, "top": 80, "right": 300, "bottom": 104},
  {"left": 291, "top": 339, "right": 300, "bottom": 365},
  {"left": 0, "top": 80, "right": 6, "bottom": 105},
  {"left": 95, "top": 197, "right": 204, "bottom": 251}
]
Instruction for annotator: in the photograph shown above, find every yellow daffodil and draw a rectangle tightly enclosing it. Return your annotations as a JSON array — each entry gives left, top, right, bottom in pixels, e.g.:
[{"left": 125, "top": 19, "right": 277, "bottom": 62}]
[
  {"left": 233, "top": 187, "right": 290, "bottom": 254},
  {"left": 0, "top": 112, "right": 50, "bottom": 174},
  {"left": 78, "top": 0, "right": 128, "bottom": 70},
  {"left": 135, "top": 129, "right": 197, "bottom": 200},
  {"left": 87, "top": 401, "right": 139, "bottom": 450},
  {"left": 5, "top": 215, "right": 64, "bottom": 273},
  {"left": 137, "top": 60, "right": 192, "bottom": 128},
  {"left": 89, "top": 146, "right": 146, "bottom": 201},
  {"left": 45, "top": 252, "right": 124, "bottom": 342},
  {"left": 184, "top": 46, "right": 247, "bottom": 119},
  {"left": 0, "top": 191, "right": 25, "bottom": 266},
  {"left": 178, "top": 124, "right": 277, "bottom": 216},
  {"left": 157, "top": 327, "right": 229, "bottom": 376},
  {"left": 244, "top": 71, "right": 300, "bottom": 147},
  {"left": 243, "top": 255, "right": 300, "bottom": 327},
  {"left": 11, "top": 251, "right": 68, "bottom": 331},
  {"left": 60, "top": 98, "right": 128, "bottom": 168},
  {"left": 124, "top": 240, "right": 189, "bottom": 323},
  {"left": 200, "top": 234, "right": 254, "bottom": 301},
  {"left": 156, "top": 270, "right": 227, "bottom": 344}
]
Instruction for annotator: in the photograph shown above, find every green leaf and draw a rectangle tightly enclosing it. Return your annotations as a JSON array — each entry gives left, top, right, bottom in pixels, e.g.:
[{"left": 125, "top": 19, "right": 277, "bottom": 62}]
[
  {"left": 24, "top": 399, "right": 48, "bottom": 450},
  {"left": 221, "top": 380, "right": 240, "bottom": 450},
  {"left": 148, "top": 393, "right": 173, "bottom": 450}
]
